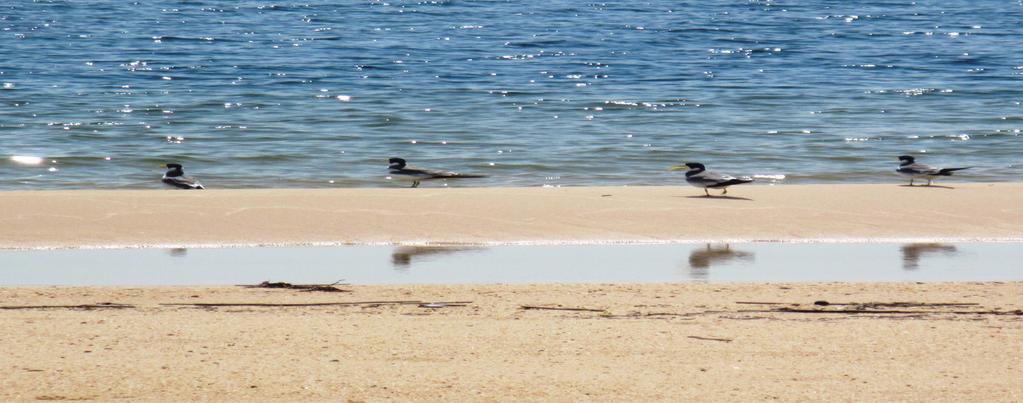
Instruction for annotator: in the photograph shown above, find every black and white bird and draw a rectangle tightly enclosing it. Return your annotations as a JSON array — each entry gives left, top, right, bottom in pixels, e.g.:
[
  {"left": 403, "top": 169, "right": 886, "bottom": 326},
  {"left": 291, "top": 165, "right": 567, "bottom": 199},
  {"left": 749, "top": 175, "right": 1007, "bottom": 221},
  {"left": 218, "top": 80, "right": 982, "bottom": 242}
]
[
  {"left": 387, "top": 157, "right": 486, "bottom": 188},
  {"left": 670, "top": 162, "right": 753, "bottom": 196},
  {"left": 896, "top": 155, "right": 971, "bottom": 186},
  {"left": 162, "top": 163, "right": 205, "bottom": 189}
]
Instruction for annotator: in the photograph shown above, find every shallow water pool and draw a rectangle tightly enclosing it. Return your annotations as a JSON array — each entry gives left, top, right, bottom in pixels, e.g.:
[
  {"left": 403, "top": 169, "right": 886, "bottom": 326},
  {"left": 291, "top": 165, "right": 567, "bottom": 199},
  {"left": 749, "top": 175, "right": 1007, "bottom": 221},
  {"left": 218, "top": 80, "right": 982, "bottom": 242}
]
[{"left": 0, "top": 243, "right": 1019, "bottom": 286}]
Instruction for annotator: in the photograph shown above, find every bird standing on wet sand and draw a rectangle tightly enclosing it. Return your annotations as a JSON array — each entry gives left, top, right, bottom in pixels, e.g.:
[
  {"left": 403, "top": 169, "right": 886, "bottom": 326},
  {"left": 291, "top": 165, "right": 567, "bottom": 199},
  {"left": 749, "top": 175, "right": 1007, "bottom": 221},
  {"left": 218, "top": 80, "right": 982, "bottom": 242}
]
[
  {"left": 387, "top": 157, "right": 486, "bottom": 188},
  {"left": 896, "top": 155, "right": 971, "bottom": 186},
  {"left": 670, "top": 162, "right": 753, "bottom": 196},
  {"left": 162, "top": 163, "right": 205, "bottom": 189}
]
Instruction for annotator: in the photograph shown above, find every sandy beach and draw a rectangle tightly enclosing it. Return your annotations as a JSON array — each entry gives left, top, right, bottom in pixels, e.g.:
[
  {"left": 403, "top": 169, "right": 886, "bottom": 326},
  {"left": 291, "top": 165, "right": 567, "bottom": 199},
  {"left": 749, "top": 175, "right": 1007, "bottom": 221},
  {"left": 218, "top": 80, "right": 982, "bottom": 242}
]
[
  {"left": 1, "top": 183, "right": 1022, "bottom": 248},
  {"left": 1, "top": 282, "right": 1021, "bottom": 401},
  {"left": 7, "top": 0, "right": 1022, "bottom": 400},
  {"left": 3, "top": 184, "right": 1022, "bottom": 400}
]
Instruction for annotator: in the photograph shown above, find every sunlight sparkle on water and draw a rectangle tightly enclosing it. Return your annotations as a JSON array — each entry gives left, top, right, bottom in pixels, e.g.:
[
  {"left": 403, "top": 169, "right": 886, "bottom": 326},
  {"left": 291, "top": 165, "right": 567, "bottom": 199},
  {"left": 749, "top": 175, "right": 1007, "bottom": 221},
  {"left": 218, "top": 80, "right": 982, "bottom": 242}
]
[{"left": 10, "top": 156, "right": 44, "bottom": 165}]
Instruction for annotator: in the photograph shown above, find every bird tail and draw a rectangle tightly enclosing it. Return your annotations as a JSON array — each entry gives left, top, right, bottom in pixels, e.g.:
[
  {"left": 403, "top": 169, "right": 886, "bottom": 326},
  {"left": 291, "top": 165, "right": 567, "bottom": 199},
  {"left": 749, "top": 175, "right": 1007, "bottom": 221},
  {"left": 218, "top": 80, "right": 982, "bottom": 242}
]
[
  {"left": 720, "top": 178, "right": 754, "bottom": 186},
  {"left": 938, "top": 167, "right": 971, "bottom": 176}
]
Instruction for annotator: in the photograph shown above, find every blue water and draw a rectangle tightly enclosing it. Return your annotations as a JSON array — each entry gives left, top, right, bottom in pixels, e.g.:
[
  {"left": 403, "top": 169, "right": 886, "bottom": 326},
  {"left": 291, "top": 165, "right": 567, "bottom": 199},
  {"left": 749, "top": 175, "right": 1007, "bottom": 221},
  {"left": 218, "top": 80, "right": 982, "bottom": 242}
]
[{"left": 1, "top": 1, "right": 1021, "bottom": 189}]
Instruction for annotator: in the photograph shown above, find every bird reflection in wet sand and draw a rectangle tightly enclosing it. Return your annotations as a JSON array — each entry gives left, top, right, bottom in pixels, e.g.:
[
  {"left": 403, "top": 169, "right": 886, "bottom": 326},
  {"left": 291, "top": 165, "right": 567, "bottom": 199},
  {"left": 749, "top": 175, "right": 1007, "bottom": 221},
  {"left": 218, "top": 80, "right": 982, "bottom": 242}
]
[
  {"left": 901, "top": 243, "right": 957, "bottom": 270},
  {"left": 391, "top": 246, "right": 482, "bottom": 270},
  {"left": 687, "top": 244, "right": 754, "bottom": 280},
  {"left": 167, "top": 248, "right": 188, "bottom": 257}
]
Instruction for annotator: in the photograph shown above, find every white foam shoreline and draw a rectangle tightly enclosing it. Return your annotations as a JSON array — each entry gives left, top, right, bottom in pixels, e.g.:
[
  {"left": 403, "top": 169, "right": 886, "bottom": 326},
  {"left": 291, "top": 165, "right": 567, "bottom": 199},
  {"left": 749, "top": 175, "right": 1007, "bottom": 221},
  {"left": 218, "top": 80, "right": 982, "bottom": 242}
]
[{"left": 4, "top": 236, "right": 1023, "bottom": 251}]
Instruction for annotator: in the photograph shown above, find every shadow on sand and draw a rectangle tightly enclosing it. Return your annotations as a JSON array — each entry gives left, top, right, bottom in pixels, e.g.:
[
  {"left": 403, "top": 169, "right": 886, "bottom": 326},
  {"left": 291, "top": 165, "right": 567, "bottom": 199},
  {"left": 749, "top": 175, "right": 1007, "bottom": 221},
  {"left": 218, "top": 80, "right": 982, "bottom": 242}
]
[
  {"left": 899, "top": 184, "right": 955, "bottom": 189},
  {"left": 680, "top": 195, "right": 754, "bottom": 201}
]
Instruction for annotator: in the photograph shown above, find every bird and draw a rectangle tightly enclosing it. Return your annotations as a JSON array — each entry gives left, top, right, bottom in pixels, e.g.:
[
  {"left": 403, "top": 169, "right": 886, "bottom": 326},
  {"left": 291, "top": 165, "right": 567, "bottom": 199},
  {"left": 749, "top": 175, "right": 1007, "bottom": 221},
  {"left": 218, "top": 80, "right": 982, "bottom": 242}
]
[
  {"left": 896, "top": 155, "right": 971, "bottom": 186},
  {"left": 161, "top": 163, "right": 205, "bottom": 189},
  {"left": 387, "top": 157, "right": 486, "bottom": 188},
  {"left": 669, "top": 162, "right": 753, "bottom": 196}
]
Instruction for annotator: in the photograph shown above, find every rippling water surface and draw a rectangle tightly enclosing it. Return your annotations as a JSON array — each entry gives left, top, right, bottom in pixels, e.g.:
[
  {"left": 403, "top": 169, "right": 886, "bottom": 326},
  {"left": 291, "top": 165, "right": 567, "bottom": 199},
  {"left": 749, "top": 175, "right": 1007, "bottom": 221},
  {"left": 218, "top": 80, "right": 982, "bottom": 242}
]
[{"left": 1, "top": 1, "right": 1021, "bottom": 189}]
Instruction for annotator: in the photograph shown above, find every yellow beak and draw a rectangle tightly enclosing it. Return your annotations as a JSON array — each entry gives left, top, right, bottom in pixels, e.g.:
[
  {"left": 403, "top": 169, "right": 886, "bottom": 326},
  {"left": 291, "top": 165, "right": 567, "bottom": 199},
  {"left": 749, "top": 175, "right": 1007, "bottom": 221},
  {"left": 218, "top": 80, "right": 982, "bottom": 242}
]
[{"left": 668, "top": 165, "right": 688, "bottom": 171}]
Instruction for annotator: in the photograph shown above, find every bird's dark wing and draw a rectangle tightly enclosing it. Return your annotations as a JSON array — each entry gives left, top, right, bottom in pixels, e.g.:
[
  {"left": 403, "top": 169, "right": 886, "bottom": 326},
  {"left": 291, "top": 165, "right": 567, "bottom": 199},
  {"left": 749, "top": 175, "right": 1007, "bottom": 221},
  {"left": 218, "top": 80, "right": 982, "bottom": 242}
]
[
  {"left": 898, "top": 163, "right": 940, "bottom": 175},
  {"left": 163, "top": 176, "right": 205, "bottom": 189},
  {"left": 689, "top": 170, "right": 735, "bottom": 186},
  {"left": 391, "top": 167, "right": 451, "bottom": 178},
  {"left": 709, "top": 178, "right": 754, "bottom": 188},
  {"left": 937, "top": 166, "right": 971, "bottom": 175},
  {"left": 395, "top": 166, "right": 486, "bottom": 179}
]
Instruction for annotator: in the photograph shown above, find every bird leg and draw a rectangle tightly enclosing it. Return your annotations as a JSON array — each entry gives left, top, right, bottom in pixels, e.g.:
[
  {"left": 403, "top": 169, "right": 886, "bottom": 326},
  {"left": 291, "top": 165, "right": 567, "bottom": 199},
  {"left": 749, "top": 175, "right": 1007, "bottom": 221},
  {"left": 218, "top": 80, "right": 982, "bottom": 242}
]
[
  {"left": 704, "top": 188, "right": 710, "bottom": 197},
  {"left": 411, "top": 181, "right": 420, "bottom": 188},
  {"left": 926, "top": 178, "right": 932, "bottom": 186},
  {"left": 722, "top": 188, "right": 728, "bottom": 195},
  {"left": 909, "top": 179, "right": 914, "bottom": 186}
]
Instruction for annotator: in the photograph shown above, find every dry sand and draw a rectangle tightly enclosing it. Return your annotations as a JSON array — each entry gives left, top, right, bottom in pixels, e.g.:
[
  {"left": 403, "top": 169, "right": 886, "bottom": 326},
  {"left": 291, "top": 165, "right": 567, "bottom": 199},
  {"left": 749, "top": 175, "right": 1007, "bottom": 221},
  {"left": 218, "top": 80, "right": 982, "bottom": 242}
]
[
  {"left": 2, "top": 183, "right": 1022, "bottom": 248},
  {"left": 1, "top": 282, "right": 1021, "bottom": 401}
]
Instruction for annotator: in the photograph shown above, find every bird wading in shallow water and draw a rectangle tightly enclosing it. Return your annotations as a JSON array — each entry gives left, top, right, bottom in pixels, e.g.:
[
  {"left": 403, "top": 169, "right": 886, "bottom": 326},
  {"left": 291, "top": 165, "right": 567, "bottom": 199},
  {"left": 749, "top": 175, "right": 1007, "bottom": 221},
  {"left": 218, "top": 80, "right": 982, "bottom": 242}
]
[
  {"left": 162, "top": 163, "right": 205, "bottom": 189},
  {"left": 387, "top": 157, "right": 486, "bottom": 188},
  {"left": 896, "top": 155, "right": 971, "bottom": 186},
  {"left": 670, "top": 162, "right": 753, "bottom": 196}
]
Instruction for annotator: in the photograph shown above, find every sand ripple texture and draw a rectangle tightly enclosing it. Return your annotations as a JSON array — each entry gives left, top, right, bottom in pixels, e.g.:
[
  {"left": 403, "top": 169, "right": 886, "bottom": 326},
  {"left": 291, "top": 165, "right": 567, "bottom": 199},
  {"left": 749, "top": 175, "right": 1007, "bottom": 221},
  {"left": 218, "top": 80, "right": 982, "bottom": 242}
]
[{"left": 0, "top": 282, "right": 1020, "bottom": 401}]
